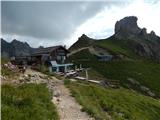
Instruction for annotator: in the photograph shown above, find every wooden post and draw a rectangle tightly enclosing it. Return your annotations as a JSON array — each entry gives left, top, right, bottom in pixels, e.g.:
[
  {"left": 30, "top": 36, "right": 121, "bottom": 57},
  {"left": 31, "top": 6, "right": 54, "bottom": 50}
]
[
  {"left": 80, "top": 64, "right": 82, "bottom": 69},
  {"left": 64, "top": 65, "right": 67, "bottom": 72},
  {"left": 86, "top": 69, "right": 88, "bottom": 80},
  {"left": 75, "top": 65, "right": 77, "bottom": 70},
  {"left": 49, "top": 66, "right": 52, "bottom": 73},
  {"left": 56, "top": 66, "right": 59, "bottom": 72}
]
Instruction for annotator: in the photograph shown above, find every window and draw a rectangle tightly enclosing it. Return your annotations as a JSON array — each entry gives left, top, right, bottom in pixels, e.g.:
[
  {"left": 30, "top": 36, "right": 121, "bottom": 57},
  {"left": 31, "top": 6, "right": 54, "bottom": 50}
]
[{"left": 57, "top": 56, "right": 61, "bottom": 61}]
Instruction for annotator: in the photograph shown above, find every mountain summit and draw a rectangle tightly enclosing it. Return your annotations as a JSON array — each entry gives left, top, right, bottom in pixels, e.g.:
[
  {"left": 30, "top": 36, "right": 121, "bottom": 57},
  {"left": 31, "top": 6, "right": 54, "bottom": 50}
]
[
  {"left": 113, "top": 16, "right": 160, "bottom": 61},
  {"left": 115, "top": 16, "right": 140, "bottom": 35},
  {"left": 114, "top": 16, "right": 159, "bottom": 41},
  {"left": 69, "top": 34, "right": 95, "bottom": 51}
]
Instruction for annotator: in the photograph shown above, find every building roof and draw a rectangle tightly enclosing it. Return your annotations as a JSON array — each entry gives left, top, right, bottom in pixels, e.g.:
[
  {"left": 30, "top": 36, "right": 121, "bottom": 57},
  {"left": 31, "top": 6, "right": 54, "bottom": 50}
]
[{"left": 31, "top": 45, "right": 68, "bottom": 56}]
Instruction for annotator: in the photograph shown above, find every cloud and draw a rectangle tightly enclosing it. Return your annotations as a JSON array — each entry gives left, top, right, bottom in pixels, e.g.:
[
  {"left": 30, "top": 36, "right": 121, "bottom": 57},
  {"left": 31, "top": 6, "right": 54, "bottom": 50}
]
[
  {"left": 2, "top": 0, "right": 160, "bottom": 48},
  {"left": 72, "top": 0, "right": 160, "bottom": 42},
  {"left": 2, "top": 1, "right": 117, "bottom": 47}
]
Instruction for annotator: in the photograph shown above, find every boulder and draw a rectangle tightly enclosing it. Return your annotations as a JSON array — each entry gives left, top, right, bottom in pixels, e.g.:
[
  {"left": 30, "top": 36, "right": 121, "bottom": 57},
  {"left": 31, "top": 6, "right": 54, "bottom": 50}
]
[
  {"left": 147, "top": 91, "right": 156, "bottom": 97},
  {"left": 54, "top": 90, "right": 61, "bottom": 97},
  {"left": 127, "top": 78, "right": 140, "bottom": 85},
  {"left": 140, "top": 86, "right": 150, "bottom": 92}
]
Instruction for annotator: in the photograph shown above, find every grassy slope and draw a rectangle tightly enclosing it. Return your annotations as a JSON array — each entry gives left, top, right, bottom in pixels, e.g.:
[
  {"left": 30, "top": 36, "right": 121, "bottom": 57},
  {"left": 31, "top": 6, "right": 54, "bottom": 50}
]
[
  {"left": 2, "top": 84, "right": 59, "bottom": 120},
  {"left": 96, "top": 37, "right": 141, "bottom": 59},
  {"left": 65, "top": 80, "right": 160, "bottom": 120},
  {"left": 91, "top": 60, "right": 160, "bottom": 96},
  {"left": 68, "top": 49, "right": 160, "bottom": 96},
  {"left": 96, "top": 38, "right": 160, "bottom": 96}
]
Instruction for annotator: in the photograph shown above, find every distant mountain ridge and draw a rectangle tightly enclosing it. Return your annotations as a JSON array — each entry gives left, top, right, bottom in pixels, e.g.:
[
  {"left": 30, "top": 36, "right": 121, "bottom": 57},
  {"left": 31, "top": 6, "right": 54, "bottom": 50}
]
[
  {"left": 69, "top": 16, "right": 160, "bottom": 62},
  {"left": 2, "top": 16, "right": 160, "bottom": 61},
  {"left": 1, "top": 38, "right": 35, "bottom": 58}
]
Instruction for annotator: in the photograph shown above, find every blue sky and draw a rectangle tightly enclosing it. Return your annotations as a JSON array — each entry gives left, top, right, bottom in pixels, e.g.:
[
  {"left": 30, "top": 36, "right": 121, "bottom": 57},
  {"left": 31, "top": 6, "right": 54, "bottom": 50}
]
[{"left": 1, "top": 0, "right": 160, "bottom": 48}]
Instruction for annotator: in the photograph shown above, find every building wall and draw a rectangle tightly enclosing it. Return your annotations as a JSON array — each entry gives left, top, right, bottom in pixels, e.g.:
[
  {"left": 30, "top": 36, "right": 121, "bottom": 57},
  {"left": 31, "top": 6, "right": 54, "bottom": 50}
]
[
  {"left": 51, "top": 47, "right": 67, "bottom": 63},
  {"left": 31, "top": 46, "right": 68, "bottom": 65}
]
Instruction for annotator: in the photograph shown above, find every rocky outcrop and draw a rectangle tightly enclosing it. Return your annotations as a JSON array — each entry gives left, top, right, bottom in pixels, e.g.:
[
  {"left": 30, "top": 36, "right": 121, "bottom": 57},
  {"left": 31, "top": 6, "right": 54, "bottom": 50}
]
[
  {"left": 115, "top": 16, "right": 141, "bottom": 36},
  {"left": 114, "top": 16, "right": 160, "bottom": 62}
]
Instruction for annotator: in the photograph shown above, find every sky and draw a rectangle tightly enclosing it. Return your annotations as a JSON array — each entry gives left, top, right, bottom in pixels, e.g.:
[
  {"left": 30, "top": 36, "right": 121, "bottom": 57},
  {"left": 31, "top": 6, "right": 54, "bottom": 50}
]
[{"left": 1, "top": 0, "right": 160, "bottom": 48}]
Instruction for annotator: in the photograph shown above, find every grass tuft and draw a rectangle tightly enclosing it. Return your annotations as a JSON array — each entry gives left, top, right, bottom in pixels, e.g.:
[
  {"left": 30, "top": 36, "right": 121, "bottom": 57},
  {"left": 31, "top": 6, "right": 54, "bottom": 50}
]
[
  {"left": 65, "top": 81, "right": 160, "bottom": 120},
  {"left": 2, "top": 83, "right": 59, "bottom": 120}
]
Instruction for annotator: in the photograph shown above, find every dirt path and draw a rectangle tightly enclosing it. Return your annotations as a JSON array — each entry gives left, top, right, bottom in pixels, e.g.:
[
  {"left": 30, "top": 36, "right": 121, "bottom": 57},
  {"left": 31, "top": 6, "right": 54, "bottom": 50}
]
[
  {"left": 24, "top": 69, "right": 94, "bottom": 120},
  {"left": 52, "top": 80, "right": 94, "bottom": 120},
  {"left": 67, "top": 47, "right": 90, "bottom": 57}
]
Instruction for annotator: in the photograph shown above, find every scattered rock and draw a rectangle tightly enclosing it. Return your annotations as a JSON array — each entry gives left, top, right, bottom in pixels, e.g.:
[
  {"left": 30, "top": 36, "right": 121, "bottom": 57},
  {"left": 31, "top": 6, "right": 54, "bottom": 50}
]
[
  {"left": 54, "top": 90, "right": 61, "bottom": 97},
  {"left": 126, "top": 77, "right": 156, "bottom": 97},
  {"left": 1, "top": 75, "right": 6, "bottom": 81},
  {"left": 140, "top": 85, "right": 156, "bottom": 97},
  {"left": 12, "top": 80, "right": 20, "bottom": 84},
  {"left": 24, "top": 74, "right": 28, "bottom": 78},
  {"left": 57, "top": 98, "right": 61, "bottom": 102},
  {"left": 117, "top": 112, "right": 124, "bottom": 117},
  {"left": 147, "top": 91, "right": 156, "bottom": 97},
  {"left": 140, "top": 86, "right": 150, "bottom": 92},
  {"left": 127, "top": 78, "right": 140, "bottom": 85}
]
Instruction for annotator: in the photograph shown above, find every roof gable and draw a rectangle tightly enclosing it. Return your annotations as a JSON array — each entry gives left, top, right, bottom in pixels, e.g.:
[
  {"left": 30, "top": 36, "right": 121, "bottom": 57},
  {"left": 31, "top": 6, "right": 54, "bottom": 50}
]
[{"left": 32, "top": 45, "right": 68, "bottom": 56}]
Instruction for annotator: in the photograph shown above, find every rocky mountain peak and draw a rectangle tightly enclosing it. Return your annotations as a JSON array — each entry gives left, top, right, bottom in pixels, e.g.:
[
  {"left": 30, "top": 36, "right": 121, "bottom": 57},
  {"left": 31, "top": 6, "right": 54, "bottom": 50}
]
[
  {"left": 114, "top": 16, "right": 159, "bottom": 41},
  {"left": 79, "top": 34, "right": 90, "bottom": 40},
  {"left": 114, "top": 16, "right": 160, "bottom": 62},
  {"left": 11, "top": 39, "right": 19, "bottom": 42},
  {"left": 115, "top": 16, "right": 141, "bottom": 35},
  {"left": 1, "top": 39, "right": 34, "bottom": 57},
  {"left": 139, "top": 28, "right": 148, "bottom": 39},
  {"left": 150, "top": 30, "right": 156, "bottom": 36},
  {"left": 69, "top": 34, "right": 95, "bottom": 51},
  {"left": 11, "top": 39, "right": 30, "bottom": 47}
]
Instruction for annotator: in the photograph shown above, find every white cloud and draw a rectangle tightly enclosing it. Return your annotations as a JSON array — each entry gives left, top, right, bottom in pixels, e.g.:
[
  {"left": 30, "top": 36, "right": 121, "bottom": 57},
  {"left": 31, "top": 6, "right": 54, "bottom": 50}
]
[
  {"left": 2, "top": 0, "right": 160, "bottom": 48},
  {"left": 69, "top": 0, "right": 160, "bottom": 47}
]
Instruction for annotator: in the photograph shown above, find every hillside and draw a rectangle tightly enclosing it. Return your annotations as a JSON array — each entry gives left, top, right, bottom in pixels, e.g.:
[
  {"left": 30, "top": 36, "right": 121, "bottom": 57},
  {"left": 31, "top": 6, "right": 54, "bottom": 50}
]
[
  {"left": 68, "top": 16, "right": 160, "bottom": 98},
  {"left": 69, "top": 16, "right": 160, "bottom": 62},
  {"left": 66, "top": 16, "right": 160, "bottom": 120},
  {"left": 65, "top": 80, "right": 160, "bottom": 120}
]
